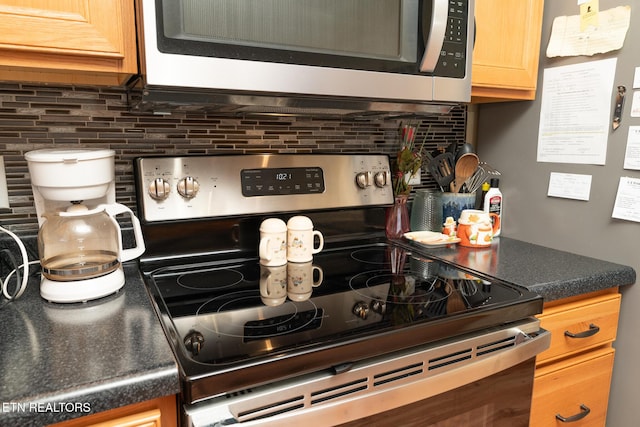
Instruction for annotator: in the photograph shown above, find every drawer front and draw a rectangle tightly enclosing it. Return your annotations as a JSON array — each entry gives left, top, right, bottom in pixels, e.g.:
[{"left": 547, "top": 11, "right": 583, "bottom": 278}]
[
  {"left": 530, "top": 348, "right": 614, "bottom": 427},
  {"left": 536, "top": 294, "right": 620, "bottom": 364}
]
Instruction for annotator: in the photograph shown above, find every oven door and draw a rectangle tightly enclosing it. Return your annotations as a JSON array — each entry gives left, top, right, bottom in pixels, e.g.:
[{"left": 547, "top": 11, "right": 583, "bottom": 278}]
[{"left": 183, "top": 318, "right": 550, "bottom": 427}]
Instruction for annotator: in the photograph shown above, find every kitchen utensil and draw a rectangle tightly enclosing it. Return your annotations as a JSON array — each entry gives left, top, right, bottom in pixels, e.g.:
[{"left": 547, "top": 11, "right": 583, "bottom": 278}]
[
  {"left": 445, "top": 141, "right": 459, "bottom": 155},
  {"left": 427, "top": 152, "right": 455, "bottom": 191},
  {"left": 454, "top": 142, "right": 475, "bottom": 163},
  {"left": 446, "top": 280, "right": 466, "bottom": 313},
  {"left": 286, "top": 216, "right": 324, "bottom": 262},
  {"left": 464, "top": 165, "right": 489, "bottom": 194},
  {"left": 450, "top": 152, "right": 479, "bottom": 193},
  {"left": 478, "top": 162, "right": 502, "bottom": 177}
]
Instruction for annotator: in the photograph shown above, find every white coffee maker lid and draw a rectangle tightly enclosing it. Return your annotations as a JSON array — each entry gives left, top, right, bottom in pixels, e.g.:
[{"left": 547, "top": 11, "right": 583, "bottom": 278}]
[
  {"left": 25, "top": 148, "right": 115, "bottom": 201},
  {"left": 25, "top": 148, "right": 115, "bottom": 162}
]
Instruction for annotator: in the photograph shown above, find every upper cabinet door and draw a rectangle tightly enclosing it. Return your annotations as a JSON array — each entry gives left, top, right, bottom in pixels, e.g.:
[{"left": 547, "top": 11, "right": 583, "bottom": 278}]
[
  {"left": 471, "top": 0, "right": 545, "bottom": 102},
  {"left": 0, "top": 0, "right": 137, "bottom": 85}
]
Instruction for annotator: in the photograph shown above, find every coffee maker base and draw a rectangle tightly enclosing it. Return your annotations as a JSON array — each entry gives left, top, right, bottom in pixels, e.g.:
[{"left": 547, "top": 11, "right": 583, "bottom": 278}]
[{"left": 40, "top": 268, "right": 125, "bottom": 303}]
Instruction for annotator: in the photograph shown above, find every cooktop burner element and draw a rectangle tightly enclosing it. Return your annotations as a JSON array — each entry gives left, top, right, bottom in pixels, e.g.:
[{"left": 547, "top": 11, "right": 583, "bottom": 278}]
[
  {"left": 195, "top": 291, "right": 319, "bottom": 339},
  {"left": 177, "top": 269, "right": 245, "bottom": 291},
  {"left": 350, "top": 248, "right": 391, "bottom": 264}
]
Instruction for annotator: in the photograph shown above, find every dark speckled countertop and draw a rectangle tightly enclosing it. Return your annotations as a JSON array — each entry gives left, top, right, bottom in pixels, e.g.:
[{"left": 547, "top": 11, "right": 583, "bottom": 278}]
[
  {"left": 400, "top": 236, "right": 636, "bottom": 301},
  {"left": 0, "top": 262, "right": 180, "bottom": 427},
  {"left": 0, "top": 234, "right": 635, "bottom": 426}
]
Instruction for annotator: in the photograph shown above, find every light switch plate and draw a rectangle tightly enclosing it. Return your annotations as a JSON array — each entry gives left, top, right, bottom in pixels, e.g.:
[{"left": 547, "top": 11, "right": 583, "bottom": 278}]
[
  {"left": 0, "top": 156, "right": 9, "bottom": 211},
  {"left": 405, "top": 170, "right": 421, "bottom": 186}
]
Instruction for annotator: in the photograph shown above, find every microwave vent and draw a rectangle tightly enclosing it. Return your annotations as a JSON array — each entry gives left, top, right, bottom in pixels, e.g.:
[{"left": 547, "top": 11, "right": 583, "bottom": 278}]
[{"left": 128, "top": 85, "right": 456, "bottom": 119}]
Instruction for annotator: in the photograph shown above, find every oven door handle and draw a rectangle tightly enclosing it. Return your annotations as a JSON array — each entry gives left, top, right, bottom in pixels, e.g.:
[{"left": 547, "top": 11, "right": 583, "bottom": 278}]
[{"left": 187, "top": 325, "right": 551, "bottom": 427}]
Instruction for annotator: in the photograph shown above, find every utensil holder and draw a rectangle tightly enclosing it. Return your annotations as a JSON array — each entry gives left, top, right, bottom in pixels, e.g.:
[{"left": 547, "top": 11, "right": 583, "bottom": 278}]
[{"left": 442, "top": 192, "right": 476, "bottom": 223}]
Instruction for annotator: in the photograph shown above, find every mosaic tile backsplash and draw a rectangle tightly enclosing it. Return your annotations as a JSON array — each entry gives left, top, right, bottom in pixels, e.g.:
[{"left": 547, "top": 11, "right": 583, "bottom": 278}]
[{"left": 0, "top": 83, "right": 467, "bottom": 235}]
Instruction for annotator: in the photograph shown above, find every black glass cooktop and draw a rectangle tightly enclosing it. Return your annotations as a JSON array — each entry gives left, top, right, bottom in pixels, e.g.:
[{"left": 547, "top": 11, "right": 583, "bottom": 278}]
[{"left": 146, "top": 243, "right": 542, "bottom": 383}]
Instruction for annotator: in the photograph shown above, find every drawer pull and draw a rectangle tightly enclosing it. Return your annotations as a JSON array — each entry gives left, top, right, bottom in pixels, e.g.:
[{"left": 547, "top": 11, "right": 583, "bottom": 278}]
[
  {"left": 564, "top": 323, "right": 600, "bottom": 339},
  {"left": 556, "top": 404, "right": 591, "bottom": 422}
]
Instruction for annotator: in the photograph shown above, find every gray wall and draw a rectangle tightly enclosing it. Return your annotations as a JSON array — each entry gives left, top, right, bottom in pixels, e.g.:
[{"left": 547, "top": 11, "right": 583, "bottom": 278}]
[{"left": 476, "top": 1, "right": 640, "bottom": 425}]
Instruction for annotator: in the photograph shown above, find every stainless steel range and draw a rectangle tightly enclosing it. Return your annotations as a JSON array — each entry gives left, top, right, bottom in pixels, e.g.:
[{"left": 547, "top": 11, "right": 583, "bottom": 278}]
[{"left": 134, "top": 154, "right": 550, "bottom": 427}]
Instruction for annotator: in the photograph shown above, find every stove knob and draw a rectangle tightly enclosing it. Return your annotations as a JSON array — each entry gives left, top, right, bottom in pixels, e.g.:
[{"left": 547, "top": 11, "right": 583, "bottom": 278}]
[
  {"left": 177, "top": 176, "right": 199, "bottom": 198},
  {"left": 355, "top": 171, "right": 372, "bottom": 189},
  {"left": 352, "top": 301, "right": 370, "bottom": 320},
  {"left": 184, "top": 331, "right": 205, "bottom": 356},
  {"left": 373, "top": 171, "right": 391, "bottom": 188},
  {"left": 371, "top": 299, "right": 386, "bottom": 315},
  {"left": 148, "top": 178, "right": 171, "bottom": 200}
]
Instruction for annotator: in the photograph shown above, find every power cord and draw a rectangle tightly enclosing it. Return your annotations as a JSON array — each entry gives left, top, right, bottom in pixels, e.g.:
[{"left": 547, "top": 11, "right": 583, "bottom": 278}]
[{"left": 0, "top": 225, "right": 34, "bottom": 301}]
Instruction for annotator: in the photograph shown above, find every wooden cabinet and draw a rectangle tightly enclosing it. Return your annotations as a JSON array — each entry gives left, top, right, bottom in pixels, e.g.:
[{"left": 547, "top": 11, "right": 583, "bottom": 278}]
[
  {"left": 471, "top": 0, "right": 545, "bottom": 102},
  {"left": 530, "top": 289, "right": 621, "bottom": 427},
  {"left": 0, "top": 0, "right": 137, "bottom": 86},
  {"left": 48, "top": 395, "right": 177, "bottom": 427}
]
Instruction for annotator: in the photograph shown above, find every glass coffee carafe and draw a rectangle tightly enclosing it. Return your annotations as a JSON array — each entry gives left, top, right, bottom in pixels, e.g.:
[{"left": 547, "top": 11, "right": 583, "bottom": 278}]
[{"left": 38, "top": 203, "right": 145, "bottom": 282}]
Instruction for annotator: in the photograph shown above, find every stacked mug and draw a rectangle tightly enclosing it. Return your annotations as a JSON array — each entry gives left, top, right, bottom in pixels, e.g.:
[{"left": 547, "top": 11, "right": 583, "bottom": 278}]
[{"left": 259, "top": 216, "right": 324, "bottom": 305}]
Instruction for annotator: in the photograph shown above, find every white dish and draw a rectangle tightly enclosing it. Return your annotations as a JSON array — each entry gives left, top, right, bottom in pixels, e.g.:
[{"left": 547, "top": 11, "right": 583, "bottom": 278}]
[{"left": 403, "top": 231, "right": 460, "bottom": 247}]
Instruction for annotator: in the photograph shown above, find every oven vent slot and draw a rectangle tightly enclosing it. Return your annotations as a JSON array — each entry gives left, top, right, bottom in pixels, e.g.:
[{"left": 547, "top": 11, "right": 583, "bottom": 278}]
[
  {"left": 428, "top": 348, "right": 473, "bottom": 371},
  {"left": 310, "top": 378, "right": 368, "bottom": 405},
  {"left": 225, "top": 388, "right": 254, "bottom": 399},
  {"left": 373, "top": 362, "right": 423, "bottom": 387},
  {"left": 476, "top": 335, "right": 517, "bottom": 357},
  {"left": 237, "top": 395, "right": 304, "bottom": 421},
  {"left": 222, "top": 326, "right": 536, "bottom": 425}
]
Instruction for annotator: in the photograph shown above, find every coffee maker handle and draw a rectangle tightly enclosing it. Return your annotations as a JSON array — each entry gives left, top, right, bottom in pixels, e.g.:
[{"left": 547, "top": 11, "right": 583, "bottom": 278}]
[{"left": 102, "top": 203, "right": 146, "bottom": 262}]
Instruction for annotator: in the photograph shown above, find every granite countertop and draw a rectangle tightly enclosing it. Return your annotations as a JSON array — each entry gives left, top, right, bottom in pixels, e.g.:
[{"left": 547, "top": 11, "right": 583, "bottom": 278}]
[
  {"left": 401, "top": 236, "right": 636, "bottom": 301},
  {"left": 0, "top": 262, "right": 180, "bottom": 427},
  {"left": 0, "top": 234, "right": 635, "bottom": 426}
]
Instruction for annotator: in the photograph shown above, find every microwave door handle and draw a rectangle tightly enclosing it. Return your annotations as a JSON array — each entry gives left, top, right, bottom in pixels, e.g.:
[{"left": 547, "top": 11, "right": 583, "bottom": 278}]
[{"left": 419, "top": 0, "right": 448, "bottom": 72}]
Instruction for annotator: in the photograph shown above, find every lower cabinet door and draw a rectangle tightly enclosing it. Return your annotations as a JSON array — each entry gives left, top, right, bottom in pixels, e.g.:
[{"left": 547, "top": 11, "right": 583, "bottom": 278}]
[{"left": 530, "top": 348, "right": 614, "bottom": 427}]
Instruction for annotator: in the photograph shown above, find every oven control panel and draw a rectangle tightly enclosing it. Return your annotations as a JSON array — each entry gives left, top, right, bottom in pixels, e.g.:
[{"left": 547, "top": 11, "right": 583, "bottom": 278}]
[{"left": 135, "top": 154, "right": 393, "bottom": 222}]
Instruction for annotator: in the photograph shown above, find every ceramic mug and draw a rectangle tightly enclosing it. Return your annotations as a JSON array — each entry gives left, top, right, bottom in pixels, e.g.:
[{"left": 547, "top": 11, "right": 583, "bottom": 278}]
[
  {"left": 457, "top": 209, "right": 500, "bottom": 248},
  {"left": 259, "top": 218, "right": 287, "bottom": 266},
  {"left": 286, "top": 216, "right": 324, "bottom": 262},
  {"left": 287, "top": 262, "right": 323, "bottom": 301},
  {"left": 259, "top": 265, "right": 288, "bottom": 306}
]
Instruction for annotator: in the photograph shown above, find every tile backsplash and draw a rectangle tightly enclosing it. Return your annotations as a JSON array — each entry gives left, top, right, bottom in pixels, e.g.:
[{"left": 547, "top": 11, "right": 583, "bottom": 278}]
[{"left": 0, "top": 83, "right": 466, "bottom": 234}]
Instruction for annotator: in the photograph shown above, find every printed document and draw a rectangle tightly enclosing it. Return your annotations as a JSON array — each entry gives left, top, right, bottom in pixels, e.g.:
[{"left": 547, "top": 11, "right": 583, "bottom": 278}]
[{"left": 537, "top": 58, "right": 616, "bottom": 165}]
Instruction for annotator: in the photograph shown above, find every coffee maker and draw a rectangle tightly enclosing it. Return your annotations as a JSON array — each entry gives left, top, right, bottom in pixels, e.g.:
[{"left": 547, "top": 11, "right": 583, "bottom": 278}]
[{"left": 25, "top": 149, "right": 145, "bottom": 303}]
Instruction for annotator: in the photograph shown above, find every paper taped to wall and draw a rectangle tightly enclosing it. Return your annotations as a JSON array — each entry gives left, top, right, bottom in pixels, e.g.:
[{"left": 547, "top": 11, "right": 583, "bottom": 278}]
[
  {"left": 547, "top": 172, "right": 592, "bottom": 201},
  {"left": 612, "top": 177, "right": 640, "bottom": 222},
  {"left": 546, "top": 5, "right": 630, "bottom": 58}
]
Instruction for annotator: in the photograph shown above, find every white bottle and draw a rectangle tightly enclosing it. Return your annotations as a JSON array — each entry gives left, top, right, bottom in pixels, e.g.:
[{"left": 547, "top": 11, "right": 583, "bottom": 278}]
[{"left": 483, "top": 178, "right": 502, "bottom": 236}]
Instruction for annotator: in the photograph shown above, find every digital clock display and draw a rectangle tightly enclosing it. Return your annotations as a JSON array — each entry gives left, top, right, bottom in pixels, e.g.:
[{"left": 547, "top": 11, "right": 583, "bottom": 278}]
[
  {"left": 241, "top": 167, "right": 325, "bottom": 196},
  {"left": 275, "top": 172, "right": 292, "bottom": 181}
]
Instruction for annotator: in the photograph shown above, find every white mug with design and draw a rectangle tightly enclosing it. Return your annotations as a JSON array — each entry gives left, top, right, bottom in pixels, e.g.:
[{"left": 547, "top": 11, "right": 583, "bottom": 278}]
[
  {"left": 286, "top": 216, "right": 324, "bottom": 262},
  {"left": 287, "top": 262, "right": 324, "bottom": 301},
  {"left": 259, "top": 218, "right": 287, "bottom": 266}
]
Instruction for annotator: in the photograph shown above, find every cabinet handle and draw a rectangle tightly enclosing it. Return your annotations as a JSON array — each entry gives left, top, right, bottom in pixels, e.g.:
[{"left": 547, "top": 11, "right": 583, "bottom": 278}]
[
  {"left": 556, "top": 404, "right": 591, "bottom": 422},
  {"left": 564, "top": 323, "right": 600, "bottom": 339}
]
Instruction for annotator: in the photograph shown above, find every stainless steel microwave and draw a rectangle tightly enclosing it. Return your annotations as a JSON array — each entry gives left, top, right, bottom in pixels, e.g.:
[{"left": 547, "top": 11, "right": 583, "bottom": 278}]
[{"left": 134, "top": 0, "right": 475, "bottom": 116}]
